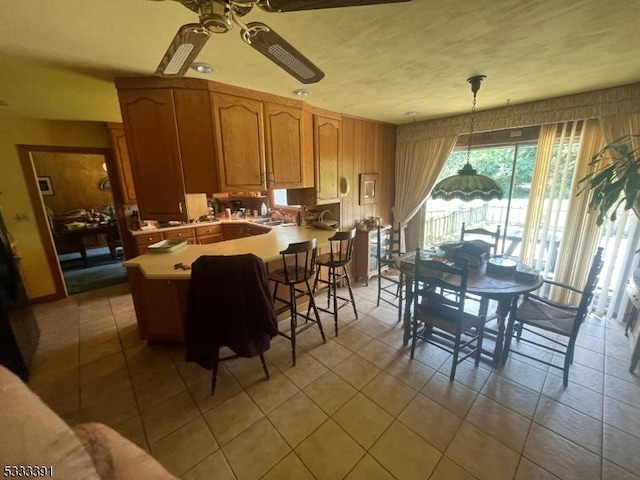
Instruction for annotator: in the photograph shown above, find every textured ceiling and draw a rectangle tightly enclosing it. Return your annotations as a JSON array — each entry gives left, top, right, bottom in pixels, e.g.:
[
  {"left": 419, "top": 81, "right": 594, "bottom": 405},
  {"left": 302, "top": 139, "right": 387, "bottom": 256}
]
[{"left": 1, "top": 0, "right": 639, "bottom": 125}]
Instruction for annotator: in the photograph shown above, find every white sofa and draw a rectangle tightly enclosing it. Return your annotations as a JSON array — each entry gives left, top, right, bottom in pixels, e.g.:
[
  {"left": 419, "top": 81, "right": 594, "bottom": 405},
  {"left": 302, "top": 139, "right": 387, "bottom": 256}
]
[{"left": 0, "top": 366, "right": 177, "bottom": 479}]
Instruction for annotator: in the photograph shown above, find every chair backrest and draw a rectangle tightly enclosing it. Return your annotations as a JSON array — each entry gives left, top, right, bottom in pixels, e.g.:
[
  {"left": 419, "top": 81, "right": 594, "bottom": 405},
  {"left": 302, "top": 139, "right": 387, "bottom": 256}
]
[
  {"left": 413, "top": 248, "right": 469, "bottom": 322},
  {"left": 377, "top": 226, "right": 401, "bottom": 267},
  {"left": 575, "top": 246, "right": 604, "bottom": 324},
  {"left": 460, "top": 222, "right": 501, "bottom": 254},
  {"left": 279, "top": 238, "right": 317, "bottom": 284},
  {"left": 327, "top": 228, "right": 356, "bottom": 264}
]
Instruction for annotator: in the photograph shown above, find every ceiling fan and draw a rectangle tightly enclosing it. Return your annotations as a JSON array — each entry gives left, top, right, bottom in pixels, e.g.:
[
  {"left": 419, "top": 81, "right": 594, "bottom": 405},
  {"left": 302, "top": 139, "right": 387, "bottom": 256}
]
[{"left": 151, "top": 0, "right": 411, "bottom": 84}]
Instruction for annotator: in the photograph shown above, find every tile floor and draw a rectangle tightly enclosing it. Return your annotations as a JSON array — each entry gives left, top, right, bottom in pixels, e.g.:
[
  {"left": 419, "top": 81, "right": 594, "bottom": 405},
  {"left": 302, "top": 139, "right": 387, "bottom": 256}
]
[{"left": 26, "top": 281, "right": 640, "bottom": 480}]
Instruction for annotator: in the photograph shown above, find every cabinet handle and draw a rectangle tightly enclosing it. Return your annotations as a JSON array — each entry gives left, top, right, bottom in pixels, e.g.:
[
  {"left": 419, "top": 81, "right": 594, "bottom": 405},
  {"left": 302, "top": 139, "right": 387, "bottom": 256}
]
[{"left": 179, "top": 202, "right": 183, "bottom": 213}]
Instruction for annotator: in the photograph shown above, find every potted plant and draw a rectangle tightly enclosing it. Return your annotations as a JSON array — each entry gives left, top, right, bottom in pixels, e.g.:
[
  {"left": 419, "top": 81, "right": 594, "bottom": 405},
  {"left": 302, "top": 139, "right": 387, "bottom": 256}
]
[{"left": 579, "top": 134, "right": 640, "bottom": 225}]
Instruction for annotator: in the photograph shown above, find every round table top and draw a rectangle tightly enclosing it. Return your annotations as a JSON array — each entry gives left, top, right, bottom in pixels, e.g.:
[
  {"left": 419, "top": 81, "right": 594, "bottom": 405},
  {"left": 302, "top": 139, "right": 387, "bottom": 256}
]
[{"left": 400, "top": 252, "right": 543, "bottom": 297}]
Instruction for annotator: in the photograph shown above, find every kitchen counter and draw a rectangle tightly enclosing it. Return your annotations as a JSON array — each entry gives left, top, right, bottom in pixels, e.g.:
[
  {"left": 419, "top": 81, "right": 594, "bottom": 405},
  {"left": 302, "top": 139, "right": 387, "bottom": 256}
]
[
  {"left": 129, "top": 219, "right": 251, "bottom": 236},
  {"left": 124, "top": 225, "right": 335, "bottom": 280}
]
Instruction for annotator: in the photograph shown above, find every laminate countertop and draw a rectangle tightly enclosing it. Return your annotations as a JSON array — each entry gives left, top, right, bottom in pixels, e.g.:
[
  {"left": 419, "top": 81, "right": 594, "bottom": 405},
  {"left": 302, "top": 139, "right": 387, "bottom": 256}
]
[{"left": 123, "top": 225, "right": 335, "bottom": 280}]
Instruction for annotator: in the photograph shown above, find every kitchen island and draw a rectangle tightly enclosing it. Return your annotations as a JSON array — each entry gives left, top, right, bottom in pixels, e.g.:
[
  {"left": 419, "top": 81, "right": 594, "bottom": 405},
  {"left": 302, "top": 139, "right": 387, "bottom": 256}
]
[{"left": 124, "top": 225, "right": 335, "bottom": 341}]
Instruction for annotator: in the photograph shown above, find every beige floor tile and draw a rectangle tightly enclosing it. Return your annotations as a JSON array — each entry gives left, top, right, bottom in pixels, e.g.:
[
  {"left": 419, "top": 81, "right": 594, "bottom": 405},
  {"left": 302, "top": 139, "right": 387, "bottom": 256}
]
[
  {"left": 127, "top": 354, "right": 176, "bottom": 386},
  {"left": 222, "top": 417, "right": 291, "bottom": 480},
  {"left": 140, "top": 390, "right": 201, "bottom": 444},
  {"left": 295, "top": 419, "right": 365, "bottom": 480},
  {"left": 203, "top": 391, "right": 263, "bottom": 445},
  {"left": 514, "top": 458, "right": 560, "bottom": 480},
  {"left": 150, "top": 417, "right": 218, "bottom": 477},
  {"left": 123, "top": 343, "right": 171, "bottom": 367},
  {"left": 361, "top": 372, "right": 417, "bottom": 416},
  {"left": 182, "top": 451, "right": 235, "bottom": 480},
  {"left": 246, "top": 370, "right": 299, "bottom": 414},
  {"left": 357, "top": 338, "right": 403, "bottom": 368},
  {"left": 42, "top": 387, "right": 80, "bottom": 418},
  {"left": 333, "top": 354, "right": 381, "bottom": 389},
  {"left": 369, "top": 420, "right": 441, "bottom": 480},
  {"left": 351, "top": 316, "right": 392, "bottom": 338},
  {"left": 267, "top": 391, "right": 327, "bottom": 447},
  {"left": 430, "top": 456, "right": 478, "bottom": 480},
  {"left": 534, "top": 396, "right": 602, "bottom": 454},
  {"left": 78, "top": 392, "right": 139, "bottom": 428},
  {"left": 605, "top": 374, "right": 640, "bottom": 408},
  {"left": 523, "top": 423, "right": 601, "bottom": 480},
  {"left": 499, "top": 357, "right": 548, "bottom": 392},
  {"left": 466, "top": 394, "right": 531, "bottom": 453},
  {"left": 439, "top": 357, "right": 492, "bottom": 392},
  {"left": 446, "top": 422, "right": 519, "bottom": 480},
  {"left": 307, "top": 339, "right": 353, "bottom": 368},
  {"left": 80, "top": 369, "right": 133, "bottom": 407},
  {"left": 188, "top": 367, "right": 243, "bottom": 413},
  {"left": 262, "top": 452, "right": 315, "bottom": 480},
  {"left": 421, "top": 372, "right": 478, "bottom": 418},
  {"left": 603, "top": 423, "right": 640, "bottom": 476},
  {"left": 79, "top": 328, "right": 122, "bottom": 365},
  {"left": 481, "top": 373, "right": 540, "bottom": 418},
  {"left": 345, "top": 454, "right": 395, "bottom": 480},
  {"left": 334, "top": 326, "right": 374, "bottom": 352},
  {"left": 602, "top": 459, "right": 640, "bottom": 480},
  {"left": 80, "top": 351, "right": 126, "bottom": 386},
  {"left": 277, "top": 351, "right": 329, "bottom": 389},
  {"left": 398, "top": 392, "right": 462, "bottom": 452},
  {"left": 303, "top": 371, "right": 357, "bottom": 415},
  {"left": 376, "top": 325, "right": 409, "bottom": 351},
  {"left": 333, "top": 393, "right": 393, "bottom": 449},
  {"left": 542, "top": 374, "right": 603, "bottom": 420},
  {"left": 173, "top": 360, "right": 211, "bottom": 388},
  {"left": 409, "top": 341, "right": 452, "bottom": 370},
  {"left": 117, "top": 324, "right": 144, "bottom": 350},
  {"left": 134, "top": 367, "right": 187, "bottom": 411},
  {"left": 111, "top": 415, "right": 149, "bottom": 451},
  {"left": 29, "top": 365, "right": 80, "bottom": 400},
  {"left": 384, "top": 355, "right": 436, "bottom": 390},
  {"left": 548, "top": 361, "right": 604, "bottom": 393},
  {"left": 224, "top": 355, "right": 273, "bottom": 389}
]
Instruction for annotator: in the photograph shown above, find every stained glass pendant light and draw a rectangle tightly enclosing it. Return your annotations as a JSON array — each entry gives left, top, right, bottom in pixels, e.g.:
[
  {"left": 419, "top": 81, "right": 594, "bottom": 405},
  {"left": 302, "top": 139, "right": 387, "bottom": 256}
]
[{"left": 431, "top": 75, "right": 503, "bottom": 201}]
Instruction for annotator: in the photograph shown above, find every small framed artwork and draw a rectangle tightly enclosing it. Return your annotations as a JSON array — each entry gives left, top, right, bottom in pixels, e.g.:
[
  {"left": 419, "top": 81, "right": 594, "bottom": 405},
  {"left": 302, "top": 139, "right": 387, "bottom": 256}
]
[
  {"left": 359, "top": 173, "right": 378, "bottom": 205},
  {"left": 37, "top": 176, "right": 54, "bottom": 196}
]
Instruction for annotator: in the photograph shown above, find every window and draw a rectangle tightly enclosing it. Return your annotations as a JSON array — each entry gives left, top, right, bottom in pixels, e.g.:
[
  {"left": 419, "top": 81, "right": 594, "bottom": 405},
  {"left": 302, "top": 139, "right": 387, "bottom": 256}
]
[{"left": 273, "top": 189, "right": 288, "bottom": 206}]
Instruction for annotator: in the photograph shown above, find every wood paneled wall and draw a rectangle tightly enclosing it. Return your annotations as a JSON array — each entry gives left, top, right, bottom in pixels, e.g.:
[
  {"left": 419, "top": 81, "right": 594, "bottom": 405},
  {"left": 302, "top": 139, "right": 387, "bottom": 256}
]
[{"left": 340, "top": 116, "right": 396, "bottom": 229}]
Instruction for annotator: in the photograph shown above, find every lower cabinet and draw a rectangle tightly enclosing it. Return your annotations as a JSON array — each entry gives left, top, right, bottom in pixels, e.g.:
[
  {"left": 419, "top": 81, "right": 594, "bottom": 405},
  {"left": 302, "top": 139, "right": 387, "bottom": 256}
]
[
  {"left": 127, "top": 268, "right": 189, "bottom": 341},
  {"left": 133, "top": 232, "right": 164, "bottom": 255},
  {"left": 163, "top": 228, "right": 195, "bottom": 244},
  {"left": 195, "top": 225, "right": 223, "bottom": 244},
  {"left": 222, "top": 224, "right": 245, "bottom": 240},
  {"left": 354, "top": 228, "right": 386, "bottom": 285},
  {"left": 244, "top": 224, "right": 270, "bottom": 237}
]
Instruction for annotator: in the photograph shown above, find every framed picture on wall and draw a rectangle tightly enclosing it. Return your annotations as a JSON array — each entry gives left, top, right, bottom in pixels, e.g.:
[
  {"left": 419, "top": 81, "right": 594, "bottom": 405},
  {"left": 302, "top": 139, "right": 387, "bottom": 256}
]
[
  {"left": 359, "top": 173, "right": 378, "bottom": 205},
  {"left": 37, "top": 176, "right": 54, "bottom": 196}
]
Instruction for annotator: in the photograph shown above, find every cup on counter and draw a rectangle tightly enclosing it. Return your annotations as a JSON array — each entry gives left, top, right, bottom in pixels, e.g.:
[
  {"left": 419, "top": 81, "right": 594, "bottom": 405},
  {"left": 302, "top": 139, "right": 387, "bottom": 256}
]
[{"left": 225, "top": 208, "right": 232, "bottom": 219}]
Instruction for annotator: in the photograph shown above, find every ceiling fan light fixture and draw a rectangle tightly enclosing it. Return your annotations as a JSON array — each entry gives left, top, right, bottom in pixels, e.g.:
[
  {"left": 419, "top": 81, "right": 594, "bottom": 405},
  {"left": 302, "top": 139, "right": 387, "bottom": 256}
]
[
  {"left": 155, "top": 23, "right": 211, "bottom": 77},
  {"left": 431, "top": 75, "right": 504, "bottom": 202}
]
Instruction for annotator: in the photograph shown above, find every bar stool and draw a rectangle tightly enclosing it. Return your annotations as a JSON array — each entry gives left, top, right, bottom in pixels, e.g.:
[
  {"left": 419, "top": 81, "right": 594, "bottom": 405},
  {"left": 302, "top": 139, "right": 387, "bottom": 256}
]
[
  {"left": 310, "top": 229, "right": 358, "bottom": 336},
  {"left": 268, "top": 238, "right": 326, "bottom": 365}
]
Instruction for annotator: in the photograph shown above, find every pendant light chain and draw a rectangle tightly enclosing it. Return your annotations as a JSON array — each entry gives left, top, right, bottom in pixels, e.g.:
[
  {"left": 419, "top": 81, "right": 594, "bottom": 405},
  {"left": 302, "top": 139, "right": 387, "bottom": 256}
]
[{"left": 466, "top": 92, "right": 477, "bottom": 165}]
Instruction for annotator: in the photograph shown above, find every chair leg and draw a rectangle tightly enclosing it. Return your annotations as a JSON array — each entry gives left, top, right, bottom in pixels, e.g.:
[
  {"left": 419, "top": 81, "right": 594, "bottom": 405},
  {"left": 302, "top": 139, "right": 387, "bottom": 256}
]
[
  {"left": 259, "top": 352, "right": 270, "bottom": 380},
  {"left": 289, "top": 284, "right": 297, "bottom": 366},
  {"left": 475, "top": 327, "right": 484, "bottom": 367},
  {"left": 306, "top": 266, "right": 322, "bottom": 321},
  {"left": 343, "top": 266, "right": 358, "bottom": 320},
  {"left": 397, "top": 273, "right": 403, "bottom": 324},
  {"left": 306, "top": 279, "right": 326, "bottom": 344},
  {"left": 331, "top": 267, "right": 339, "bottom": 336},
  {"left": 502, "top": 317, "right": 516, "bottom": 364},
  {"left": 563, "top": 339, "right": 578, "bottom": 386},
  {"left": 410, "top": 318, "right": 419, "bottom": 359},
  {"left": 450, "top": 331, "right": 461, "bottom": 382},
  {"left": 210, "top": 349, "right": 220, "bottom": 396}
]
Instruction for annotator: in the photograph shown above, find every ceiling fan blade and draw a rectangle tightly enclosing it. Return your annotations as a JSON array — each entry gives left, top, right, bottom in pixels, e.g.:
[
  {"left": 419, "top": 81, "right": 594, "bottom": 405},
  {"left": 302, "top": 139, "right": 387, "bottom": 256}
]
[
  {"left": 155, "top": 24, "right": 211, "bottom": 77},
  {"left": 241, "top": 22, "right": 324, "bottom": 84},
  {"left": 257, "top": 0, "right": 411, "bottom": 13}
]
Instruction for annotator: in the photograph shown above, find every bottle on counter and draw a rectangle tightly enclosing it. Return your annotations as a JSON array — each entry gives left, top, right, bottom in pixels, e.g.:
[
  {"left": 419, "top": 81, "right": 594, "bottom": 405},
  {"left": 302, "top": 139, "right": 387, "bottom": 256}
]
[
  {"left": 130, "top": 210, "right": 140, "bottom": 230},
  {"left": 296, "top": 208, "right": 302, "bottom": 226},
  {"left": 260, "top": 202, "right": 268, "bottom": 218}
]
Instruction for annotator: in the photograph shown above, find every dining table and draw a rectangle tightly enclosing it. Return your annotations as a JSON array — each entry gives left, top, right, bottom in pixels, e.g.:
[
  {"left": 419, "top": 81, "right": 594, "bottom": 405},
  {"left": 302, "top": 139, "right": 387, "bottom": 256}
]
[{"left": 399, "top": 251, "right": 544, "bottom": 366}]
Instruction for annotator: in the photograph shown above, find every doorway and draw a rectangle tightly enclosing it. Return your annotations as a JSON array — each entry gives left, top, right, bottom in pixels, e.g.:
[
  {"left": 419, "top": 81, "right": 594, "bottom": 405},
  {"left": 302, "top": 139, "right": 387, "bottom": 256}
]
[{"left": 18, "top": 145, "right": 127, "bottom": 297}]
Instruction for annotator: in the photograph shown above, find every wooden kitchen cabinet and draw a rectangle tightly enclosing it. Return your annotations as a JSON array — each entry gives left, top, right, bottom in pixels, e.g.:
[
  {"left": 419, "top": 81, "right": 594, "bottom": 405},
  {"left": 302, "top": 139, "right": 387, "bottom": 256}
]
[
  {"left": 107, "top": 123, "right": 137, "bottom": 204},
  {"left": 133, "top": 232, "right": 164, "bottom": 255},
  {"left": 163, "top": 228, "right": 195, "bottom": 244},
  {"left": 244, "top": 223, "right": 270, "bottom": 237},
  {"left": 195, "top": 224, "right": 223, "bottom": 244},
  {"left": 127, "top": 268, "right": 188, "bottom": 341},
  {"left": 211, "top": 93, "right": 266, "bottom": 191},
  {"left": 264, "top": 102, "right": 314, "bottom": 189},
  {"left": 287, "top": 110, "right": 342, "bottom": 207},
  {"left": 222, "top": 223, "right": 246, "bottom": 240},
  {"left": 116, "top": 81, "right": 218, "bottom": 222}
]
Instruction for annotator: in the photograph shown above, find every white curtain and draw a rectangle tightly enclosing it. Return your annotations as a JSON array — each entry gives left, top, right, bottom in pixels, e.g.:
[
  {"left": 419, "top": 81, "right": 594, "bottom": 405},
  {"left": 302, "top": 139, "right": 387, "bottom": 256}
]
[{"left": 392, "top": 135, "right": 458, "bottom": 249}]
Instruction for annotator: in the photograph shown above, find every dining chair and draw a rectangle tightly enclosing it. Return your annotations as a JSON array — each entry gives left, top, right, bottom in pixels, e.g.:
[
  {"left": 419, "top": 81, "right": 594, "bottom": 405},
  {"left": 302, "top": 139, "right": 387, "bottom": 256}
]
[
  {"left": 268, "top": 238, "right": 326, "bottom": 365},
  {"left": 376, "top": 225, "right": 404, "bottom": 323},
  {"left": 184, "top": 254, "right": 277, "bottom": 395},
  {"left": 502, "top": 247, "right": 604, "bottom": 386},
  {"left": 460, "top": 222, "right": 501, "bottom": 254},
  {"left": 409, "top": 249, "right": 485, "bottom": 381},
  {"left": 310, "top": 228, "right": 358, "bottom": 336}
]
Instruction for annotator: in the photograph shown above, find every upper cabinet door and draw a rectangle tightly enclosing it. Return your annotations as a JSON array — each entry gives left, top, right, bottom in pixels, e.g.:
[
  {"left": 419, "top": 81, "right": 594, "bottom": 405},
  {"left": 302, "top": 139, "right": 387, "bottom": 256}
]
[
  {"left": 118, "top": 89, "right": 188, "bottom": 221},
  {"left": 212, "top": 93, "right": 266, "bottom": 191},
  {"left": 264, "top": 103, "right": 313, "bottom": 189},
  {"left": 315, "top": 114, "right": 341, "bottom": 203},
  {"left": 107, "top": 123, "right": 137, "bottom": 205}
]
